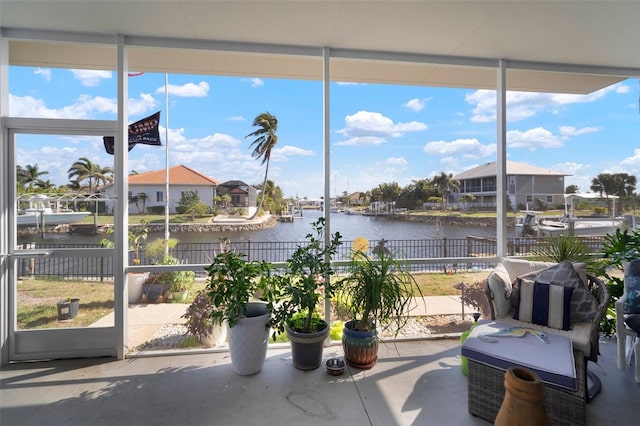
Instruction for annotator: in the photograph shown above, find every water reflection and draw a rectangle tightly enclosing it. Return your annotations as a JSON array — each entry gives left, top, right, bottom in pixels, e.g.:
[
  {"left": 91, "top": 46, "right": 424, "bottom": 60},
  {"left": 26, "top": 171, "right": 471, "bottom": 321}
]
[{"left": 19, "top": 209, "right": 508, "bottom": 245}]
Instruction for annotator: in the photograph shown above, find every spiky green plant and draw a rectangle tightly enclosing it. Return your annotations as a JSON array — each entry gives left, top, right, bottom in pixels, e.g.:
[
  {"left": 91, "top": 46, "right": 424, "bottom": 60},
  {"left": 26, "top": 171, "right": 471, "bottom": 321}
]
[
  {"left": 336, "top": 249, "right": 422, "bottom": 334},
  {"left": 533, "top": 234, "right": 594, "bottom": 272}
]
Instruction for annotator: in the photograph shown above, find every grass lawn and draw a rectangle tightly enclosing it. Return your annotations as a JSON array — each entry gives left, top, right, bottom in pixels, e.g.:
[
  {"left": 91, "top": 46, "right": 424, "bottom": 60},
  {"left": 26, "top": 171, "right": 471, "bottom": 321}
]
[
  {"left": 78, "top": 214, "right": 213, "bottom": 226},
  {"left": 412, "top": 271, "right": 486, "bottom": 296},
  {"left": 17, "top": 278, "right": 115, "bottom": 329},
  {"left": 17, "top": 271, "right": 485, "bottom": 330}
]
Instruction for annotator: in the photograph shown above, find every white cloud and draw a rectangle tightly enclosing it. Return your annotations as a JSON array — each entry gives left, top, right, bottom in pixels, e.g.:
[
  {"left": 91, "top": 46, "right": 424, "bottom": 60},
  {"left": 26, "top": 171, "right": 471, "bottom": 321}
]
[
  {"left": 620, "top": 148, "right": 640, "bottom": 175},
  {"left": 163, "top": 127, "right": 187, "bottom": 145},
  {"left": 555, "top": 161, "right": 592, "bottom": 192},
  {"left": 242, "top": 78, "right": 264, "bottom": 87},
  {"left": 423, "top": 138, "right": 495, "bottom": 158},
  {"left": 156, "top": 81, "right": 210, "bottom": 97},
  {"left": 70, "top": 69, "right": 112, "bottom": 87},
  {"left": 334, "top": 136, "right": 387, "bottom": 146},
  {"left": 335, "top": 110, "right": 427, "bottom": 145},
  {"left": 466, "top": 83, "right": 624, "bottom": 123},
  {"left": 9, "top": 92, "right": 158, "bottom": 119},
  {"left": 404, "top": 98, "right": 428, "bottom": 112},
  {"left": 507, "top": 127, "right": 563, "bottom": 149},
  {"left": 270, "top": 145, "right": 314, "bottom": 162},
  {"left": 228, "top": 116, "right": 245, "bottom": 121},
  {"left": 35, "top": 68, "right": 51, "bottom": 82},
  {"left": 616, "top": 84, "right": 630, "bottom": 94},
  {"left": 385, "top": 157, "right": 408, "bottom": 167},
  {"left": 128, "top": 93, "right": 160, "bottom": 116},
  {"left": 199, "top": 133, "right": 242, "bottom": 148},
  {"left": 559, "top": 126, "right": 600, "bottom": 137}
]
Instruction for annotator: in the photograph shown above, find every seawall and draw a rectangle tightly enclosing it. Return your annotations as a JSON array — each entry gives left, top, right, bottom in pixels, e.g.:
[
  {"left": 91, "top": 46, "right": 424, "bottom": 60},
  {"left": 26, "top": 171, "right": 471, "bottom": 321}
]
[
  {"left": 383, "top": 214, "right": 516, "bottom": 228},
  {"left": 20, "top": 215, "right": 279, "bottom": 235}
]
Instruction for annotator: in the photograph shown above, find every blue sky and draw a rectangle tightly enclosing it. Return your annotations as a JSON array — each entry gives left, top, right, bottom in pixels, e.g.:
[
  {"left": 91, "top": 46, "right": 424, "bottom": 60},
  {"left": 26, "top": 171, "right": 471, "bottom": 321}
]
[{"left": 9, "top": 66, "right": 640, "bottom": 199}]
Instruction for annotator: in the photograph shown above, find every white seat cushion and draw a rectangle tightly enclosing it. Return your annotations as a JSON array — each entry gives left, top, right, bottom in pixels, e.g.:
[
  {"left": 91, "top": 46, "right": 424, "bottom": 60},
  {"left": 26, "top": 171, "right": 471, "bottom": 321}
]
[{"left": 495, "top": 309, "right": 593, "bottom": 356}]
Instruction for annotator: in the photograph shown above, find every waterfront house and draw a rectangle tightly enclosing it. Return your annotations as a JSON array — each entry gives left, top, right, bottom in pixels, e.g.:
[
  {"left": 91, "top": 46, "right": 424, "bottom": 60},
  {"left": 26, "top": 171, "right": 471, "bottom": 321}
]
[
  {"left": 216, "top": 180, "right": 257, "bottom": 213},
  {"left": 454, "top": 161, "right": 569, "bottom": 211},
  {"left": 100, "top": 165, "right": 221, "bottom": 214}
]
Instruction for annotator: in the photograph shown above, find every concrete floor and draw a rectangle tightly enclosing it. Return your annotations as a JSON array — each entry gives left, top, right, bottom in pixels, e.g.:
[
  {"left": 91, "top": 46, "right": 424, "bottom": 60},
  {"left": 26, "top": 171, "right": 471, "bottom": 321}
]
[{"left": 1, "top": 337, "right": 638, "bottom": 426}]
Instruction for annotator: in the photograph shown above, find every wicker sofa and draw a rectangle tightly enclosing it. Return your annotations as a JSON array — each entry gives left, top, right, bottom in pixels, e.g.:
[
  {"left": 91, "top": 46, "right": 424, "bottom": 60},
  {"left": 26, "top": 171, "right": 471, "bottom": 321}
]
[{"left": 483, "top": 258, "right": 610, "bottom": 400}]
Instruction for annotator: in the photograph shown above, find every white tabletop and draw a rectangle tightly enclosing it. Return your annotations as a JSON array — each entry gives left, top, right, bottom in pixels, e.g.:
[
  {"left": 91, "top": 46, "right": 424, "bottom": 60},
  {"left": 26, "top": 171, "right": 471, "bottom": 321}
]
[{"left": 461, "top": 320, "right": 576, "bottom": 389}]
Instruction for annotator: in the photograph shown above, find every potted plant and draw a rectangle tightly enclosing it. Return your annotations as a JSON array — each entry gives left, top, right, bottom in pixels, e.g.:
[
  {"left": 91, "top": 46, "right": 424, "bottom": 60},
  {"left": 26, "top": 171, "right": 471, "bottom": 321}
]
[
  {"left": 99, "top": 220, "right": 150, "bottom": 303},
  {"left": 129, "top": 219, "right": 149, "bottom": 265},
  {"left": 205, "top": 247, "right": 273, "bottom": 375},
  {"left": 99, "top": 219, "right": 149, "bottom": 265},
  {"left": 269, "top": 217, "right": 343, "bottom": 370},
  {"left": 143, "top": 254, "right": 195, "bottom": 303},
  {"left": 182, "top": 289, "right": 227, "bottom": 347},
  {"left": 593, "top": 228, "right": 640, "bottom": 336},
  {"left": 336, "top": 239, "right": 421, "bottom": 369}
]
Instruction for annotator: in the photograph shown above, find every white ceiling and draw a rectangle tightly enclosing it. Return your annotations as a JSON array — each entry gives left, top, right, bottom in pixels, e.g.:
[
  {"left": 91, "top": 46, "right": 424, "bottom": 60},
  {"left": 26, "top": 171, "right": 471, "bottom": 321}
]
[{"left": 2, "top": 0, "right": 639, "bottom": 93}]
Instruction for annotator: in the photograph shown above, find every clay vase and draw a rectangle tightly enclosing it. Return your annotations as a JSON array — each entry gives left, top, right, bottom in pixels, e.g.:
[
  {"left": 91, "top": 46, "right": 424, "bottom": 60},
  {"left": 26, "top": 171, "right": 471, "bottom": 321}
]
[
  {"left": 495, "top": 367, "right": 550, "bottom": 426},
  {"left": 342, "top": 320, "right": 378, "bottom": 370}
]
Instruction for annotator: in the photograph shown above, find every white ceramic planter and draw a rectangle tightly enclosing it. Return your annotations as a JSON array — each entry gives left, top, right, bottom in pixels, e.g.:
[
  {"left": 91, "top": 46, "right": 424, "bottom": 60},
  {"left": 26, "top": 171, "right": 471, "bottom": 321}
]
[
  {"left": 127, "top": 273, "right": 149, "bottom": 304},
  {"left": 227, "top": 302, "right": 270, "bottom": 375},
  {"left": 201, "top": 320, "right": 228, "bottom": 347}
]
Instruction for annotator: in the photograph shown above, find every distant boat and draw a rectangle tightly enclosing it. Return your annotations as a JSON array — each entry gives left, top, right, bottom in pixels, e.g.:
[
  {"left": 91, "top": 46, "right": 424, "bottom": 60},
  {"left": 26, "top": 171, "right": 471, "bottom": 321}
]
[
  {"left": 17, "top": 195, "right": 91, "bottom": 227},
  {"left": 516, "top": 192, "right": 627, "bottom": 236},
  {"left": 515, "top": 210, "right": 625, "bottom": 237}
]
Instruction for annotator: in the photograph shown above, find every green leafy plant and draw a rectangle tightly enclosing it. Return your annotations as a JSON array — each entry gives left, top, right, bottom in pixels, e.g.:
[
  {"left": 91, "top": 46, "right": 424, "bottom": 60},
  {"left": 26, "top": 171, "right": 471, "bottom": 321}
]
[
  {"left": 99, "top": 220, "right": 149, "bottom": 263},
  {"left": 205, "top": 249, "right": 273, "bottom": 328},
  {"left": 533, "top": 234, "right": 595, "bottom": 272},
  {"left": 595, "top": 228, "right": 640, "bottom": 336},
  {"left": 150, "top": 255, "right": 195, "bottom": 293},
  {"left": 182, "top": 289, "right": 216, "bottom": 343},
  {"left": 269, "top": 217, "right": 343, "bottom": 336},
  {"left": 145, "top": 237, "right": 179, "bottom": 264},
  {"left": 336, "top": 247, "right": 421, "bottom": 334}
]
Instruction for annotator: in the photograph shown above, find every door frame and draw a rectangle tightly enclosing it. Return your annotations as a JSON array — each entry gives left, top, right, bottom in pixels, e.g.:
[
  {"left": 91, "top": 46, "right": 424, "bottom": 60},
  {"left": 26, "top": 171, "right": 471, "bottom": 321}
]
[{"left": 1, "top": 117, "right": 124, "bottom": 363}]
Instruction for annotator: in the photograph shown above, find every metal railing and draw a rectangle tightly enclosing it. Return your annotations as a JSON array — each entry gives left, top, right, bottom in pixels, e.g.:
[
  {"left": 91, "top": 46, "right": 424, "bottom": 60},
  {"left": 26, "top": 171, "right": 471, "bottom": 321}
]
[{"left": 18, "top": 235, "right": 607, "bottom": 280}]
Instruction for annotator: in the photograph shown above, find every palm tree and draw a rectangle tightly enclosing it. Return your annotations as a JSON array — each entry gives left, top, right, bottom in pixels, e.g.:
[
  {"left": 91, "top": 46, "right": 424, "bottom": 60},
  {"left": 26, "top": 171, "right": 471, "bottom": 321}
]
[
  {"left": 18, "top": 164, "right": 49, "bottom": 190},
  {"left": 433, "top": 172, "right": 460, "bottom": 209},
  {"left": 35, "top": 179, "right": 56, "bottom": 191},
  {"left": 137, "top": 192, "right": 148, "bottom": 212},
  {"left": 591, "top": 172, "right": 637, "bottom": 214},
  {"left": 67, "top": 157, "right": 113, "bottom": 194},
  {"left": 245, "top": 112, "right": 278, "bottom": 220}
]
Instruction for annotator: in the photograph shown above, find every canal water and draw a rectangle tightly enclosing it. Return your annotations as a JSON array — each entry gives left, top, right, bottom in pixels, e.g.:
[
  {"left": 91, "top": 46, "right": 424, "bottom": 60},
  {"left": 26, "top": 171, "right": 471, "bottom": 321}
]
[{"left": 21, "top": 210, "right": 511, "bottom": 245}]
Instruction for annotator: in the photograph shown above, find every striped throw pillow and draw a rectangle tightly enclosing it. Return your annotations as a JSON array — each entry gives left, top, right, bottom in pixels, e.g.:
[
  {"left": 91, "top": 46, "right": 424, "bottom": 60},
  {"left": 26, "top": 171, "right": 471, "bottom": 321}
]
[{"left": 514, "top": 279, "right": 574, "bottom": 330}]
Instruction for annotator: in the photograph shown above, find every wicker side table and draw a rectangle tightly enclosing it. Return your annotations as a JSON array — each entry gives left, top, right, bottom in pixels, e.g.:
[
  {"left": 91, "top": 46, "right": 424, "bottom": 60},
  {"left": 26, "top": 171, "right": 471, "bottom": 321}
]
[{"left": 467, "top": 354, "right": 585, "bottom": 426}]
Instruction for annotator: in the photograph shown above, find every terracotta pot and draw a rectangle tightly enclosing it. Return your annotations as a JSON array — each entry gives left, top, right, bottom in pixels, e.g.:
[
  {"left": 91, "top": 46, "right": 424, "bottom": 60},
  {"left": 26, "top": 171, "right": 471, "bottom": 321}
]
[
  {"left": 495, "top": 367, "right": 550, "bottom": 426},
  {"left": 342, "top": 320, "right": 378, "bottom": 370}
]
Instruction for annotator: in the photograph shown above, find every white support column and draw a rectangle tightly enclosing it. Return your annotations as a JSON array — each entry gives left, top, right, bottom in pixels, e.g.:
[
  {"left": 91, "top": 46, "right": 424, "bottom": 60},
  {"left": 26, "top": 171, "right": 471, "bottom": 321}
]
[
  {"left": 115, "top": 35, "right": 129, "bottom": 359},
  {"left": 0, "top": 36, "right": 9, "bottom": 365},
  {"left": 322, "top": 47, "right": 331, "bottom": 330},
  {"left": 496, "top": 60, "right": 508, "bottom": 258}
]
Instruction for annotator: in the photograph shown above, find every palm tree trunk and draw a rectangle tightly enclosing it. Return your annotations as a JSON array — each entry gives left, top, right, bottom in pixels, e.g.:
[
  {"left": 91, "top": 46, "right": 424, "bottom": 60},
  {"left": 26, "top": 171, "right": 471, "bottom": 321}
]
[{"left": 247, "top": 160, "right": 270, "bottom": 220}]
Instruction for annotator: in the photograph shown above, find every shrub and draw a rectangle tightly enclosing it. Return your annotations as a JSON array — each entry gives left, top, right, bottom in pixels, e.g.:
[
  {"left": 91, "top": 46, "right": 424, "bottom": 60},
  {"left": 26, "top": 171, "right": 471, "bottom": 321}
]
[
  {"left": 147, "top": 205, "right": 165, "bottom": 214},
  {"left": 182, "top": 289, "right": 215, "bottom": 343}
]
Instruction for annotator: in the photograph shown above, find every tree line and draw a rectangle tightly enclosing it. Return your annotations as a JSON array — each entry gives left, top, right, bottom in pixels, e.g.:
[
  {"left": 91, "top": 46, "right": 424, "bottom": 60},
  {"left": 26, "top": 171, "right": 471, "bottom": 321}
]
[{"left": 15, "top": 110, "right": 639, "bottom": 217}]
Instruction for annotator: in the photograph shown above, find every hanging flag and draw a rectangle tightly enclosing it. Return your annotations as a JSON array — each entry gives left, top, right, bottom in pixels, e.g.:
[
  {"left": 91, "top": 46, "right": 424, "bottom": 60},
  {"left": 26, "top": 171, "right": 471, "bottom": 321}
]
[{"left": 103, "top": 111, "right": 162, "bottom": 155}]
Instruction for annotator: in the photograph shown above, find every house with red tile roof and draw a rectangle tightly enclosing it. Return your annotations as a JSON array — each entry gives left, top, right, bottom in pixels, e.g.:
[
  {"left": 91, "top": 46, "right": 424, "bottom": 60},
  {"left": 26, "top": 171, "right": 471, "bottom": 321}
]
[{"left": 100, "top": 165, "right": 221, "bottom": 214}]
